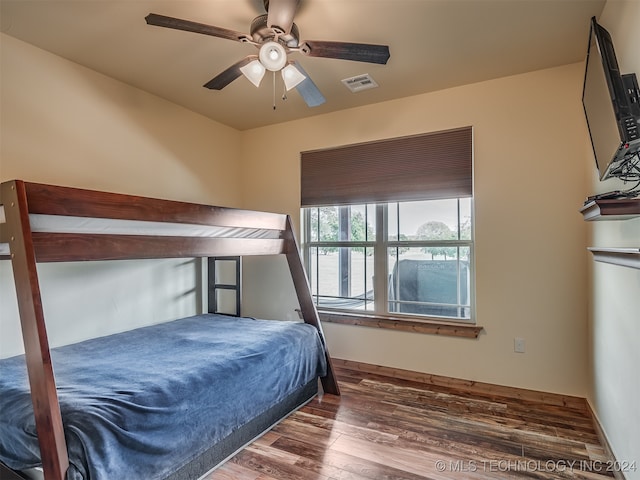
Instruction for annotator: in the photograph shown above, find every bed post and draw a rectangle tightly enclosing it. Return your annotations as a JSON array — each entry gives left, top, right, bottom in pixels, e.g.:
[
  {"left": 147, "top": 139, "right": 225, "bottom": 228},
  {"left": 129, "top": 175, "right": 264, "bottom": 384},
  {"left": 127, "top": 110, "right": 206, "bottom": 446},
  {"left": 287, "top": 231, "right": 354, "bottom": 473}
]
[
  {"left": 283, "top": 216, "right": 340, "bottom": 395},
  {"left": 0, "top": 180, "right": 69, "bottom": 480}
]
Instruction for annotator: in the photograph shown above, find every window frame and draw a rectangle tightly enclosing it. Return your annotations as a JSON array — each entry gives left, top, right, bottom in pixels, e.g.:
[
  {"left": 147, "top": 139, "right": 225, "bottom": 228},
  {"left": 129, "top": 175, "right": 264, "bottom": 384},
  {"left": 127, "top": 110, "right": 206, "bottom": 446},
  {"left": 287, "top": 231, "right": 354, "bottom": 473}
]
[{"left": 302, "top": 199, "right": 475, "bottom": 325}]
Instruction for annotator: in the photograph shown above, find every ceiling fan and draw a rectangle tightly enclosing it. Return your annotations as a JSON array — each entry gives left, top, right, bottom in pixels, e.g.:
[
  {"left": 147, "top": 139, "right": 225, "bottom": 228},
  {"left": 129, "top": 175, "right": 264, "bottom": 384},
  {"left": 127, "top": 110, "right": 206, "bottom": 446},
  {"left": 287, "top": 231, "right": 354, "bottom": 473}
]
[{"left": 145, "top": 0, "right": 390, "bottom": 108}]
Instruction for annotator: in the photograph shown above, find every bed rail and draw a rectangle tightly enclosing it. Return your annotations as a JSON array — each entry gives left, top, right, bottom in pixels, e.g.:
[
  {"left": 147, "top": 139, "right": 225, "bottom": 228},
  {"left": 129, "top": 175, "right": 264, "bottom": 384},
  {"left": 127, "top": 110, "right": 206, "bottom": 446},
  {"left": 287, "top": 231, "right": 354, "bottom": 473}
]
[
  {"left": 0, "top": 179, "right": 339, "bottom": 480},
  {"left": 0, "top": 180, "right": 290, "bottom": 261}
]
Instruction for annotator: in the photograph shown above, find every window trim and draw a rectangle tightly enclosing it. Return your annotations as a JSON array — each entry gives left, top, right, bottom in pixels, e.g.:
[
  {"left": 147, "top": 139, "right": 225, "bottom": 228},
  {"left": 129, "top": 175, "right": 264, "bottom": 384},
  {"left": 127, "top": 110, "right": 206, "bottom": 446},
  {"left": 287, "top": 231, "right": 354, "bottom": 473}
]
[
  {"left": 318, "top": 311, "right": 483, "bottom": 339},
  {"left": 302, "top": 200, "right": 476, "bottom": 325}
]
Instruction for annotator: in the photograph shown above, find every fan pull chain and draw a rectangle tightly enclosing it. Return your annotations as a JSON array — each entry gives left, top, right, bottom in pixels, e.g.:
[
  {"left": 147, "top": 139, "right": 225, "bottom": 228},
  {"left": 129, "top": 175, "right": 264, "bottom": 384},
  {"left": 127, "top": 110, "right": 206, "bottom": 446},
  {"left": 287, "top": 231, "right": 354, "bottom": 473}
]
[
  {"left": 272, "top": 71, "right": 276, "bottom": 110},
  {"left": 271, "top": 71, "right": 289, "bottom": 109}
]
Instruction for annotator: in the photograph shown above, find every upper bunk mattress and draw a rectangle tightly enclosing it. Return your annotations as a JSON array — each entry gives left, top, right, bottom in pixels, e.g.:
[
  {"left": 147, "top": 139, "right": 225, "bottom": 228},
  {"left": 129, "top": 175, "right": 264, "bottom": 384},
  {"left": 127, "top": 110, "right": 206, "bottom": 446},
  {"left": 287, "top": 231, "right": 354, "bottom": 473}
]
[
  {"left": 0, "top": 206, "right": 283, "bottom": 256},
  {"left": 0, "top": 314, "right": 327, "bottom": 479}
]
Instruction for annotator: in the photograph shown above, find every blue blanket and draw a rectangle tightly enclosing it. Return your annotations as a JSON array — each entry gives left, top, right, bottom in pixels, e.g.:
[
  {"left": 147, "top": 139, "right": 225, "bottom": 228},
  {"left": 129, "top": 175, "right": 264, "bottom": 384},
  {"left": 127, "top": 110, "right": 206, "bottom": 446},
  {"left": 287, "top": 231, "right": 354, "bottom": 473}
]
[{"left": 0, "top": 314, "right": 326, "bottom": 479}]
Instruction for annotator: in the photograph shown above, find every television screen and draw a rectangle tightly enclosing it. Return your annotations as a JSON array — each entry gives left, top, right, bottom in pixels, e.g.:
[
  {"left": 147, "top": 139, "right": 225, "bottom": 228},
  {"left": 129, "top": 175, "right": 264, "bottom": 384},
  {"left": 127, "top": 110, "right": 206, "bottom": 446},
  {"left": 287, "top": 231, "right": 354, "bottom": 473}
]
[
  {"left": 582, "top": 23, "right": 622, "bottom": 179},
  {"left": 582, "top": 17, "right": 640, "bottom": 181}
]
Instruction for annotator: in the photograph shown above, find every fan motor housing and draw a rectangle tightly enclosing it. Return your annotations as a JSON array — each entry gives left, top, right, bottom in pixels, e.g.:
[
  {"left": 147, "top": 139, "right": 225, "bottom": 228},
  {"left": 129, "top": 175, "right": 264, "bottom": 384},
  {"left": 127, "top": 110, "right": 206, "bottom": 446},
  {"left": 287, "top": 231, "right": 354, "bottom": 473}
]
[{"left": 250, "top": 14, "right": 299, "bottom": 48}]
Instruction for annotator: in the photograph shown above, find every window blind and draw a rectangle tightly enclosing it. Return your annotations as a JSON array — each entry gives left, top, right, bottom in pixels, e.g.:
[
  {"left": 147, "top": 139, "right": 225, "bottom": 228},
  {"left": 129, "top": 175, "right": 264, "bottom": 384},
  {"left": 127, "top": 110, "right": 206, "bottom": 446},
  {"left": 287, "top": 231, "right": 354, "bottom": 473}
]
[{"left": 301, "top": 126, "right": 472, "bottom": 207}]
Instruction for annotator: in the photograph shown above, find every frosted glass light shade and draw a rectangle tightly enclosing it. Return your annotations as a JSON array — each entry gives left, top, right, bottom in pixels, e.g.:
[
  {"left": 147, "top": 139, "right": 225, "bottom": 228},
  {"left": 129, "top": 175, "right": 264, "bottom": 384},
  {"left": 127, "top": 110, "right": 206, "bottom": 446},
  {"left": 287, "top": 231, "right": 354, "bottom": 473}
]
[
  {"left": 281, "top": 64, "right": 306, "bottom": 91},
  {"left": 259, "top": 41, "right": 287, "bottom": 71},
  {"left": 240, "top": 60, "right": 266, "bottom": 87}
]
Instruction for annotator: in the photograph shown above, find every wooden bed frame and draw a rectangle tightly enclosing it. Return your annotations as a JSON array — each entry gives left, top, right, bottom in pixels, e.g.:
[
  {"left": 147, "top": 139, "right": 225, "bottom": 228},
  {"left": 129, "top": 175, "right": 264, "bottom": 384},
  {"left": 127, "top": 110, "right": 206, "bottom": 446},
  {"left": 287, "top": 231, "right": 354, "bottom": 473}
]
[{"left": 0, "top": 179, "right": 340, "bottom": 480}]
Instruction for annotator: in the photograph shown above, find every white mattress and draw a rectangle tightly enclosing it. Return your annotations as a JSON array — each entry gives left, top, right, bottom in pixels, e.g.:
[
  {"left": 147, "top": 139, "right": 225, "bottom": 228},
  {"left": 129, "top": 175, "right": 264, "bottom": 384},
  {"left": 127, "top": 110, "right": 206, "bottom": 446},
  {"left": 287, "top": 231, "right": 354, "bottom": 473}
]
[{"left": 0, "top": 205, "right": 281, "bottom": 256}]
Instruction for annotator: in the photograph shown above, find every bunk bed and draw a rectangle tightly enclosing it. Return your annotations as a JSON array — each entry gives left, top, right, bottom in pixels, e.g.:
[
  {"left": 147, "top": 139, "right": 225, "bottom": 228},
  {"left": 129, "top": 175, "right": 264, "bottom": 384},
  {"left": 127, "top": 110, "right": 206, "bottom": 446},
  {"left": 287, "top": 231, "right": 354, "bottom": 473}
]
[{"left": 0, "top": 179, "right": 340, "bottom": 480}]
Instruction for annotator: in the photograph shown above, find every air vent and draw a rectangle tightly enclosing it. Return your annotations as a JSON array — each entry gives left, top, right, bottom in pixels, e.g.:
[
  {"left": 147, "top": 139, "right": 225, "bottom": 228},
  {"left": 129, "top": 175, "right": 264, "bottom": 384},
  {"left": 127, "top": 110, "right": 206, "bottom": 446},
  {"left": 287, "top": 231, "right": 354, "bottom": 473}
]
[{"left": 341, "top": 73, "right": 379, "bottom": 93}]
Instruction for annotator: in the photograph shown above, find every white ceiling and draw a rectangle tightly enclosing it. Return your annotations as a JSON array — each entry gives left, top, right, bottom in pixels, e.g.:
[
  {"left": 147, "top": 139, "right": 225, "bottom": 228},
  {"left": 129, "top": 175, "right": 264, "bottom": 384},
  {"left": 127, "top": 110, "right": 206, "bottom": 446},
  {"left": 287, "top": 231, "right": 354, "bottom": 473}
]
[{"left": 0, "top": 0, "right": 606, "bottom": 131}]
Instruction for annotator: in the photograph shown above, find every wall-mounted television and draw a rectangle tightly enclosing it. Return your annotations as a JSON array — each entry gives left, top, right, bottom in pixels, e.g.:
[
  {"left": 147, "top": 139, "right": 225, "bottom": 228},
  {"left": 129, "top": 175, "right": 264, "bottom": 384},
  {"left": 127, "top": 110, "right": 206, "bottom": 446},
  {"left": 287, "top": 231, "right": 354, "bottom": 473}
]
[{"left": 582, "top": 16, "right": 640, "bottom": 181}]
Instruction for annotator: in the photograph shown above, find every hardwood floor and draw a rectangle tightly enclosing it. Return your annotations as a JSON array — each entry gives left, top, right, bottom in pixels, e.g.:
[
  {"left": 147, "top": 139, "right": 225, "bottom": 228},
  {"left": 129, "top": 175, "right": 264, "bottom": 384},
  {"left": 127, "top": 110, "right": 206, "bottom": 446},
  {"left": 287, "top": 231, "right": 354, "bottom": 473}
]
[{"left": 208, "top": 363, "right": 617, "bottom": 480}]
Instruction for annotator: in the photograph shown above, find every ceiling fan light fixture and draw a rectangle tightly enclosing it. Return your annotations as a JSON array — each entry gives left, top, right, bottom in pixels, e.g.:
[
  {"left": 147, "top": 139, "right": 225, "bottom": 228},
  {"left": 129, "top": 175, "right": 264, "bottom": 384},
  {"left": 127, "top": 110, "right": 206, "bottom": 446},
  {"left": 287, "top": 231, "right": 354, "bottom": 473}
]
[
  {"left": 146, "top": 8, "right": 390, "bottom": 111},
  {"left": 259, "top": 41, "right": 287, "bottom": 71},
  {"left": 239, "top": 60, "right": 266, "bottom": 87},
  {"left": 281, "top": 64, "right": 306, "bottom": 91}
]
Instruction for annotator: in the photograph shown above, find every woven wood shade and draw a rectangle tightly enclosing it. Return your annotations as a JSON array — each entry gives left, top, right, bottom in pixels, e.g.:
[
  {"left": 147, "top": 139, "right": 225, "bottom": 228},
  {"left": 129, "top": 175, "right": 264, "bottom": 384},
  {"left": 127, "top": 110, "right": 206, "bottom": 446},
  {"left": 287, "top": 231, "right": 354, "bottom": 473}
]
[{"left": 301, "top": 127, "right": 472, "bottom": 207}]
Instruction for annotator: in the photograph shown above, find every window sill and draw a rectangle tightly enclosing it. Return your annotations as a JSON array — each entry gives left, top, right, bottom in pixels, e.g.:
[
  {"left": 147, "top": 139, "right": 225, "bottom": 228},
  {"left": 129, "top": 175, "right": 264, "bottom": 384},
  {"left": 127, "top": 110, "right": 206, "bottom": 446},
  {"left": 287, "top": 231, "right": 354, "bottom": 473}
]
[{"left": 319, "top": 311, "right": 483, "bottom": 338}]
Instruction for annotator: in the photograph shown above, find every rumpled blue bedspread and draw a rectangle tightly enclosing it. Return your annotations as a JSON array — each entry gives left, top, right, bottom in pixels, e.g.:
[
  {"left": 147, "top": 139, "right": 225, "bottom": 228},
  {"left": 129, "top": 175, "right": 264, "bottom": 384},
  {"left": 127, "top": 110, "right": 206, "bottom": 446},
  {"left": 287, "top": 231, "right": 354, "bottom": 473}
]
[{"left": 0, "top": 314, "right": 327, "bottom": 479}]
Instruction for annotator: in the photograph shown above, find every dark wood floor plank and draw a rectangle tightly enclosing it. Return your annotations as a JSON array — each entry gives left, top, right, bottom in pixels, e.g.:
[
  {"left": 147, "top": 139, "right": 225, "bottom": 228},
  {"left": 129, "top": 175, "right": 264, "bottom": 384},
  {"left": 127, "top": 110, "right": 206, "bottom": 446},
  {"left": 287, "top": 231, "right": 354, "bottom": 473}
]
[
  {"left": 230, "top": 449, "right": 332, "bottom": 480},
  {"left": 347, "top": 378, "right": 595, "bottom": 434},
  {"left": 332, "top": 362, "right": 589, "bottom": 412},
  {"left": 273, "top": 435, "right": 433, "bottom": 480},
  {"left": 206, "top": 463, "right": 261, "bottom": 479},
  {"left": 390, "top": 403, "right": 593, "bottom": 459},
  {"left": 290, "top": 410, "right": 399, "bottom": 444},
  {"left": 208, "top": 365, "right": 615, "bottom": 480},
  {"left": 337, "top": 378, "right": 601, "bottom": 454}
]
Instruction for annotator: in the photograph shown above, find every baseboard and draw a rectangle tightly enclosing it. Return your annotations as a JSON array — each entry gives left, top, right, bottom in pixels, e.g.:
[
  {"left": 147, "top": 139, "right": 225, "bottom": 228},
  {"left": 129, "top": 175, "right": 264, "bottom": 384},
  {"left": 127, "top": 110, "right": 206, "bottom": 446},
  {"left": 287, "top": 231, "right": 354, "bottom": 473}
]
[
  {"left": 332, "top": 358, "right": 589, "bottom": 410},
  {"left": 585, "top": 400, "right": 627, "bottom": 480}
]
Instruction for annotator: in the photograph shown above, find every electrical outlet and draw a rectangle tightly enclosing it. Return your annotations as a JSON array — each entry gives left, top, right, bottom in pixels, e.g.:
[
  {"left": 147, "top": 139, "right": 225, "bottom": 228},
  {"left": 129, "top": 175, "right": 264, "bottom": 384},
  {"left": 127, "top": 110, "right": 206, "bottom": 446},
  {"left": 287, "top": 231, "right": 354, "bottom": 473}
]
[{"left": 514, "top": 337, "right": 526, "bottom": 353}]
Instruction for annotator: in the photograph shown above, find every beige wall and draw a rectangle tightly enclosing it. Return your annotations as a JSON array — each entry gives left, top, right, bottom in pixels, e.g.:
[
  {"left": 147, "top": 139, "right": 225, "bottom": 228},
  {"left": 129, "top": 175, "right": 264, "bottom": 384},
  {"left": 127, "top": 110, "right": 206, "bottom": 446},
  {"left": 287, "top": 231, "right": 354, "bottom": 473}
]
[
  {"left": 0, "top": 34, "right": 242, "bottom": 357},
  {"left": 586, "top": 2, "right": 640, "bottom": 478},
  {"left": 0, "top": 34, "right": 241, "bottom": 204},
  {"left": 240, "top": 62, "right": 591, "bottom": 397}
]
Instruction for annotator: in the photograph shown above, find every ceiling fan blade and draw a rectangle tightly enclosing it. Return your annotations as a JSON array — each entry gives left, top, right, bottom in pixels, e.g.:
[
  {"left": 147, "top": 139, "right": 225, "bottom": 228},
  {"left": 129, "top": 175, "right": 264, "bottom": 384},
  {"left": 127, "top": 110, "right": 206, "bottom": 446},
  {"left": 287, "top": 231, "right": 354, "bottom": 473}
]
[
  {"left": 265, "top": 0, "right": 300, "bottom": 34},
  {"left": 292, "top": 62, "right": 326, "bottom": 107},
  {"left": 145, "top": 13, "right": 249, "bottom": 43},
  {"left": 300, "top": 40, "right": 390, "bottom": 65},
  {"left": 204, "top": 56, "right": 257, "bottom": 90}
]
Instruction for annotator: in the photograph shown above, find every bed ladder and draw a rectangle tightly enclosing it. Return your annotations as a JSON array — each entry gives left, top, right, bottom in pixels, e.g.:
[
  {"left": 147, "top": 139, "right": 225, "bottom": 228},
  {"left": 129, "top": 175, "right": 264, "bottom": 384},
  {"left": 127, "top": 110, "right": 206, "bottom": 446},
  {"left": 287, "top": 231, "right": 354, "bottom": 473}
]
[{"left": 208, "top": 256, "right": 241, "bottom": 316}]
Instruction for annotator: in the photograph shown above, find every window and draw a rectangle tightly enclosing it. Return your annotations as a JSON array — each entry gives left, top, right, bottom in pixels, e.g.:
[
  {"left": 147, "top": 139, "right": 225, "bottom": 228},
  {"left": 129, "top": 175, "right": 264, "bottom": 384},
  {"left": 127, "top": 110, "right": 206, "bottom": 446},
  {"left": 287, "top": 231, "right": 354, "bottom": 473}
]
[
  {"left": 303, "top": 198, "right": 473, "bottom": 322},
  {"left": 300, "top": 126, "right": 474, "bottom": 323}
]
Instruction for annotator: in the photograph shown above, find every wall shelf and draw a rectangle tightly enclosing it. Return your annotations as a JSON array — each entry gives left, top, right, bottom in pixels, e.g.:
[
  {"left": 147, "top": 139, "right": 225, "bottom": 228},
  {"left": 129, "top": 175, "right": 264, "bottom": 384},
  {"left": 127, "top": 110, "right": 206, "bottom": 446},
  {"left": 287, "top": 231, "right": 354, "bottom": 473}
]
[
  {"left": 588, "top": 247, "right": 640, "bottom": 269},
  {"left": 580, "top": 198, "right": 640, "bottom": 221}
]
